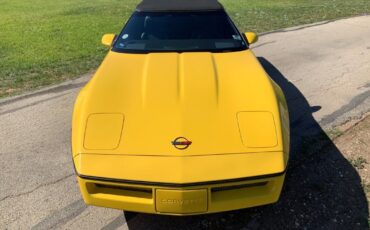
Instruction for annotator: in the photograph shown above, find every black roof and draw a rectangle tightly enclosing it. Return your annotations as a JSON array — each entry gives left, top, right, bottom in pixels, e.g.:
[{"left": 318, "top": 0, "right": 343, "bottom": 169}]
[{"left": 136, "top": 0, "right": 224, "bottom": 12}]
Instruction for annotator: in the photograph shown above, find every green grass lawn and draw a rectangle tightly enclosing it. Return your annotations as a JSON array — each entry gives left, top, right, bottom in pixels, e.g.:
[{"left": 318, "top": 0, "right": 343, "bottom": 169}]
[{"left": 0, "top": 0, "right": 369, "bottom": 97}]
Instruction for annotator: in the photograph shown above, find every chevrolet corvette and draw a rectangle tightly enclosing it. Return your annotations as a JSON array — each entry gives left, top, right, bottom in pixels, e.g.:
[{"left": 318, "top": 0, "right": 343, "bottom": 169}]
[{"left": 72, "top": 0, "right": 290, "bottom": 215}]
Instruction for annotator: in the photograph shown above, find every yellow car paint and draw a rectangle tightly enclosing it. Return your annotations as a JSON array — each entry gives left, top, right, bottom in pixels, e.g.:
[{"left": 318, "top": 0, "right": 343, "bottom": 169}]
[
  {"left": 73, "top": 51, "right": 287, "bottom": 156},
  {"left": 84, "top": 113, "right": 124, "bottom": 150},
  {"left": 101, "top": 34, "right": 115, "bottom": 47},
  {"left": 237, "top": 111, "right": 278, "bottom": 148},
  {"left": 72, "top": 37, "right": 290, "bottom": 215},
  {"left": 73, "top": 151, "right": 285, "bottom": 184},
  {"left": 155, "top": 189, "right": 208, "bottom": 214},
  {"left": 77, "top": 174, "right": 285, "bottom": 215},
  {"left": 245, "top": 32, "right": 258, "bottom": 45}
]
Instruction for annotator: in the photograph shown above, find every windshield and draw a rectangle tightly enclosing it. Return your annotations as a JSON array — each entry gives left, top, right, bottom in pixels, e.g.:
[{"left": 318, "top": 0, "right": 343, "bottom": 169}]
[{"left": 112, "top": 11, "right": 247, "bottom": 53}]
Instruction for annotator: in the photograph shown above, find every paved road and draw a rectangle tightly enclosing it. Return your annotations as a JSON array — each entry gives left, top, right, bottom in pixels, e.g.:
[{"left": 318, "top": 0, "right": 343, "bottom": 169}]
[{"left": 1, "top": 16, "right": 369, "bottom": 229}]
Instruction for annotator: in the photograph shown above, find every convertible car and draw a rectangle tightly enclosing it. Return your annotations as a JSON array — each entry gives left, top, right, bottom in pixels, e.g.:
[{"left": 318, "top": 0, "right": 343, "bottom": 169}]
[{"left": 72, "top": 0, "right": 290, "bottom": 215}]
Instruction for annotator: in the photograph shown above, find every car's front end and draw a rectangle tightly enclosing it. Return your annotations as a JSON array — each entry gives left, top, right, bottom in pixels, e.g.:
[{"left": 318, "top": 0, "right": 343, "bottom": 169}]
[
  {"left": 72, "top": 0, "right": 290, "bottom": 215},
  {"left": 76, "top": 154, "right": 286, "bottom": 215}
]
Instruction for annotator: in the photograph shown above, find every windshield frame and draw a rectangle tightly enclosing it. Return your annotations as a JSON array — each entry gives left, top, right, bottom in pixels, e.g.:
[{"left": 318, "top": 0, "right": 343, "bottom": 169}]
[{"left": 111, "top": 10, "right": 249, "bottom": 54}]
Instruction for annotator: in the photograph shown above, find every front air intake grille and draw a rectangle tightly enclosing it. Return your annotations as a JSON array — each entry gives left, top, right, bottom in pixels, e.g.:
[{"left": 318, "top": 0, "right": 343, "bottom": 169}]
[
  {"left": 211, "top": 181, "right": 268, "bottom": 192},
  {"left": 95, "top": 183, "right": 152, "bottom": 194},
  {"left": 87, "top": 183, "right": 153, "bottom": 199}
]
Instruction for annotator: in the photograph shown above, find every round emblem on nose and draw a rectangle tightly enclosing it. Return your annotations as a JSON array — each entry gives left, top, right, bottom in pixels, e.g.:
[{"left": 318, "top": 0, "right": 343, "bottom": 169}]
[{"left": 172, "top": 137, "right": 192, "bottom": 150}]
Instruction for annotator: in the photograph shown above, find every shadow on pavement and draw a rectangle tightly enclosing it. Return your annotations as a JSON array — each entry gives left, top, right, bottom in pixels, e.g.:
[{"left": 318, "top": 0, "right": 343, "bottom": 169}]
[{"left": 106, "top": 57, "right": 368, "bottom": 230}]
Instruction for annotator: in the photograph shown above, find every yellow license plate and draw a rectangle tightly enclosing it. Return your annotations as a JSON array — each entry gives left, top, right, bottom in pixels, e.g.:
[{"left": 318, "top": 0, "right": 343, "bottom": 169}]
[{"left": 155, "top": 189, "right": 208, "bottom": 214}]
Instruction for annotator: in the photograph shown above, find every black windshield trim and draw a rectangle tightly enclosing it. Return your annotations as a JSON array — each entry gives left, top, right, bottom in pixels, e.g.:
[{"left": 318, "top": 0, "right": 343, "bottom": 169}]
[
  {"left": 111, "top": 46, "right": 248, "bottom": 54},
  {"left": 136, "top": 0, "right": 224, "bottom": 12},
  {"left": 111, "top": 11, "right": 249, "bottom": 54}
]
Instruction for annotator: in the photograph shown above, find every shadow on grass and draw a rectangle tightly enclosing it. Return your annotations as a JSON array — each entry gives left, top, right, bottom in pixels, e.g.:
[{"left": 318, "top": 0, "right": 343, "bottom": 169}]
[{"left": 104, "top": 58, "right": 369, "bottom": 230}]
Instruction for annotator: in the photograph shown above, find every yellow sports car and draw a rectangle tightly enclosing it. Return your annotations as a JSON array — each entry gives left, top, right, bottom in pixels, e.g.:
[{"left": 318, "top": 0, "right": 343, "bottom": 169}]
[{"left": 72, "top": 0, "right": 290, "bottom": 215}]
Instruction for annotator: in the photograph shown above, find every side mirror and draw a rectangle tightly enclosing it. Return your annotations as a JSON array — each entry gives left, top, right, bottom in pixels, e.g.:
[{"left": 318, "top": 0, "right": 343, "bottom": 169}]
[
  {"left": 101, "top": 34, "right": 116, "bottom": 47},
  {"left": 244, "top": 32, "right": 258, "bottom": 45}
]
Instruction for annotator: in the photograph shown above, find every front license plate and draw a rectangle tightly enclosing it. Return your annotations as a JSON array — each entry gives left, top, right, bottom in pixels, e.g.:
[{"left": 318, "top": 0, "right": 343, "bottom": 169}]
[{"left": 155, "top": 189, "right": 208, "bottom": 214}]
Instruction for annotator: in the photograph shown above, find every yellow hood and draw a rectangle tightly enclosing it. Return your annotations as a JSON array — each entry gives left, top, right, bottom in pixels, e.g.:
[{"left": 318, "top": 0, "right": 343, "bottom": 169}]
[{"left": 72, "top": 50, "right": 284, "bottom": 157}]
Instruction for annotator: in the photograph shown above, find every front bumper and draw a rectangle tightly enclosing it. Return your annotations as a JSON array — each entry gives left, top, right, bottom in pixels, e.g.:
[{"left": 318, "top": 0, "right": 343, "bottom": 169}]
[{"left": 77, "top": 172, "right": 286, "bottom": 215}]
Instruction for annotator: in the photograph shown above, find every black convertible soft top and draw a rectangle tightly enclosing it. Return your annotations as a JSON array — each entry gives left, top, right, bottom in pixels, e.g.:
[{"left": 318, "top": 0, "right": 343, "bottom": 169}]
[{"left": 136, "top": 0, "right": 224, "bottom": 12}]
